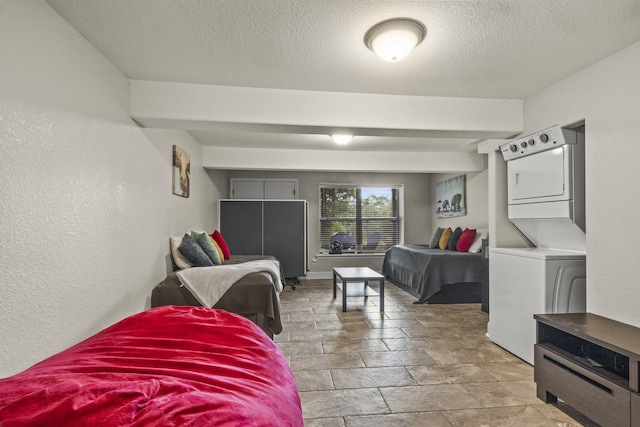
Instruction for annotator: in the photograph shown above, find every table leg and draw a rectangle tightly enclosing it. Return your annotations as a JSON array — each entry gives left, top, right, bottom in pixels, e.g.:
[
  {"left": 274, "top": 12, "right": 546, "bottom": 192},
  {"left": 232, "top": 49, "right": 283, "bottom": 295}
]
[
  {"left": 342, "top": 279, "right": 347, "bottom": 312},
  {"left": 379, "top": 279, "right": 385, "bottom": 312},
  {"left": 333, "top": 270, "right": 337, "bottom": 299}
]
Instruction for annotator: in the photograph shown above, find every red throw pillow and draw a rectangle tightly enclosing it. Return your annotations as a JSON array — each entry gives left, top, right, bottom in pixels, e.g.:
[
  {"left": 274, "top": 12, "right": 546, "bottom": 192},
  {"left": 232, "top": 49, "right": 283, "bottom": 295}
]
[
  {"left": 456, "top": 228, "right": 477, "bottom": 252},
  {"left": 211, "top": 230, "right": 231, "bottom": 260}
]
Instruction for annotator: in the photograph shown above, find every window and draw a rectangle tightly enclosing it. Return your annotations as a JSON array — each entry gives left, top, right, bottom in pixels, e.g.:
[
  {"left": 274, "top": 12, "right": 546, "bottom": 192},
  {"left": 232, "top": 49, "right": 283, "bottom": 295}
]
[{"left": 320, "top": 184, "right": 402, "bottom": 254}]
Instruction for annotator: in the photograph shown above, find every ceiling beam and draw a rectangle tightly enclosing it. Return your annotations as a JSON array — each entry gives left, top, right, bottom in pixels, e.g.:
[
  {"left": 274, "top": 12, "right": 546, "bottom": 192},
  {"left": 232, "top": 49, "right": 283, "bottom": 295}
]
[
  {"left": 130, "top": 80, "right": 520, "bottom": 171},
  {"left": 130, "top": 80, "right": 523, "bottom": 139},
  {"left": 202, "top": 146, "right": 486, "bottom": 173}
]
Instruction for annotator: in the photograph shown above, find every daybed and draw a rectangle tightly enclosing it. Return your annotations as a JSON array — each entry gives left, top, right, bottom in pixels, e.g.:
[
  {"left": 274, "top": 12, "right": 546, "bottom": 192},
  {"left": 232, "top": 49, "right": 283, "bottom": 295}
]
[
  {"left": 0, "top": 305, "right": 303, "bottom": 426},
  {"left": 151, "top": 231, "right": 285, "bottom": 338},
  {"left": 383, "top": 227, "right": 488, "bottom": 305},
  {"left": 152, "top": 254, "right": 283, "bottom": 338}
]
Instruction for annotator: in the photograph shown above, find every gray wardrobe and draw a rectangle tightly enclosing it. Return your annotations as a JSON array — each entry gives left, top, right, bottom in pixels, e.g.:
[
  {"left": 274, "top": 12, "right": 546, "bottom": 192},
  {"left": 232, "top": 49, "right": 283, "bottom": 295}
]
[{"left": 219, "top": 199, "right": 307, "bottom": 281}]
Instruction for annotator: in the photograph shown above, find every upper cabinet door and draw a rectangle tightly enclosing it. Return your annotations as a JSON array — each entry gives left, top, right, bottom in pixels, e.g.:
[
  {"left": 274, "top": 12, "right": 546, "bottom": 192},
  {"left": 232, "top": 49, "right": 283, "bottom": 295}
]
[
  {"left": 265, "top": 180, "right": 296, "bottom": 199},
  {"left": 231, "top": 180, "right": 265, "bottom": 199},
  {"left": 231, "top": 179, "right": 297, "bottom": 199}
]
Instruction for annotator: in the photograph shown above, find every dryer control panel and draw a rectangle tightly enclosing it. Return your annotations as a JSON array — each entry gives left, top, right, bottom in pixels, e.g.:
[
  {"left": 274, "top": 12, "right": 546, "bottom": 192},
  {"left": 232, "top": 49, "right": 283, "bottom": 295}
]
[{"left": 500, "top": 125, "right": 575, "bottom": 161}]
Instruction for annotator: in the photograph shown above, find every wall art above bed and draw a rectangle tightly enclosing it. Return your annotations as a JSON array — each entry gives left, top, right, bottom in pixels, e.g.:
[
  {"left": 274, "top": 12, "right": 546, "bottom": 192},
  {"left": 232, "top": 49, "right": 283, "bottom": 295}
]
[{"left": 435, "top": 175, "right": 466, "bottom": 218}]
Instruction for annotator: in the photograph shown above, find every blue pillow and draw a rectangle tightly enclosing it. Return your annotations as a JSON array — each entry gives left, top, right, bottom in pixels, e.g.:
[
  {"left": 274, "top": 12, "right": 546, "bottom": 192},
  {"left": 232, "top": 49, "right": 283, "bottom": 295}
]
[
  {"left": 178, "top": 234, "right": 214, "bottom": 267},
  {"left": 429, "top": 228, "right": 444, "bottom": 248},
  {"left": 448, "top": 227, "right": 463, "bottom": 251}
]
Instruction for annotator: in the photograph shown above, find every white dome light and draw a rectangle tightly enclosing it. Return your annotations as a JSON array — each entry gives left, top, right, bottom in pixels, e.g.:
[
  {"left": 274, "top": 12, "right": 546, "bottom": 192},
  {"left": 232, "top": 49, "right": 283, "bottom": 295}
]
[{"left": 364, "top": 18, "right": 426, "bottom": 62}]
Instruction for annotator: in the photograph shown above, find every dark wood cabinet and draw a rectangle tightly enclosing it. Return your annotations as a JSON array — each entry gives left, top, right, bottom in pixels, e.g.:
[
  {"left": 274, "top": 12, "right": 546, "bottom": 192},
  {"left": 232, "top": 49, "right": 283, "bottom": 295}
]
[{"left": 535, "top": 313, "right": 640, "bottom": 427}]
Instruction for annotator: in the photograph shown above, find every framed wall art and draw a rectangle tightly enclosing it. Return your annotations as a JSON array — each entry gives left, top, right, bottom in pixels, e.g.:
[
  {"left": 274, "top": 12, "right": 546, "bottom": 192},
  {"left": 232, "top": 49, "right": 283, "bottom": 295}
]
[
  {"left": 435, "top": 175, "right": 466, "bottom": 218},
  {"left": 172, "top": 145, "right": 190, "bottom": 198}
]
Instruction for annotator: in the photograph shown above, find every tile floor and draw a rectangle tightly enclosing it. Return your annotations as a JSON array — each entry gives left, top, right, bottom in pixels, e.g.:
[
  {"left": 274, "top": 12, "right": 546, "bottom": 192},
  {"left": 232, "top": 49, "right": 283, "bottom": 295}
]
[{"left": 275, "top": 278, "right": 599, "bottom": 427}]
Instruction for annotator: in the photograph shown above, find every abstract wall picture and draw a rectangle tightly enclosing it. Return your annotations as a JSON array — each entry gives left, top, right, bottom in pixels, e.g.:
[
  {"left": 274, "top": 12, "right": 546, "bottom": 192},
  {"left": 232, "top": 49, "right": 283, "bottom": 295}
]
[
  {"left": 435, "top": 175, "right": 466, "bottom": 218},
  {"left": 172, "top": 145, "right": 190, "bottom": 198}
]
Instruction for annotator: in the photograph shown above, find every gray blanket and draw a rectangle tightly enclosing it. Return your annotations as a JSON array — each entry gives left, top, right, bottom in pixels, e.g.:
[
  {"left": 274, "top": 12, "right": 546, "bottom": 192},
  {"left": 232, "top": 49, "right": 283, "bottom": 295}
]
[
  {"left": 151, "top": 255, "right": 283, "bottom": 337},
  {"left": 382, "top": 244, "right": 487, "bottom": 303}
]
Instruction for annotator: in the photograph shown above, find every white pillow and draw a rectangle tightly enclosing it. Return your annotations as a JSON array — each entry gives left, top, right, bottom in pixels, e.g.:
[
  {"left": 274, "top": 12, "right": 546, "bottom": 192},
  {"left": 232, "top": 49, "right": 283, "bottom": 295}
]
[
  {"left": 170, "top": 236, "right": 194, "bottom": 269},
  {"left": 467, "top": 228, "right": 488, "bottom": 253}
]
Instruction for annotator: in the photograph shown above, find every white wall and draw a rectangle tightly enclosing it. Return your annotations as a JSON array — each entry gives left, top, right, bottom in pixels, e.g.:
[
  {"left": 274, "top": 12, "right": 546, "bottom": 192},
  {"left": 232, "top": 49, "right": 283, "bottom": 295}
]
[
  {"left": 0, "top": 1, "right": 219, "bottom": 377},
  {"left": 486, "top": 146, "right": 532, "bottom": 249},
  {"left": 520, "top": 42, "right": 640, "bottom": 325}
]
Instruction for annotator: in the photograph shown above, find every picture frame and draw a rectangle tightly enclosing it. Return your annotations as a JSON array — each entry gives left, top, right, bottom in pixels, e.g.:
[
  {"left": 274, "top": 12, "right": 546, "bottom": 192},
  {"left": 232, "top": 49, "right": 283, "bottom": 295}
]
[
  {"left": 172, "top": 145, "right": 190, "bottom": 198},
  {"left": 435, "top": 175, "right": 466, "bottom": 218}
]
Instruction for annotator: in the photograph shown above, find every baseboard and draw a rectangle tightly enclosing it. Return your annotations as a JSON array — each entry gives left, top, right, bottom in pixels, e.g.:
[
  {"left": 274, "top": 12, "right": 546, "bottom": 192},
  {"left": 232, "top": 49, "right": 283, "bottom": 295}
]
[{"left": 305, "top": 271, "right": 333, "bottom": 280}]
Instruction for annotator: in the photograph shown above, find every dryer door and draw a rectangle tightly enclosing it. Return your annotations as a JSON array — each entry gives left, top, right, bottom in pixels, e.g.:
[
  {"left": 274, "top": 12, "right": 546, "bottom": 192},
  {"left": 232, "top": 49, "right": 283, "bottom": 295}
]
[{"left": 508, "top": 146, "right": 570, "bottom": 204}]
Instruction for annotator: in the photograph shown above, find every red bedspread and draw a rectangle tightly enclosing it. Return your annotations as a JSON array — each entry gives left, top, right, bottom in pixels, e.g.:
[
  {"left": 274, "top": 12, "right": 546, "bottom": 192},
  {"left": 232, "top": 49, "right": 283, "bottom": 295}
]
[{"left": 0, "top": 306, "right": 302, "bottom": 426}]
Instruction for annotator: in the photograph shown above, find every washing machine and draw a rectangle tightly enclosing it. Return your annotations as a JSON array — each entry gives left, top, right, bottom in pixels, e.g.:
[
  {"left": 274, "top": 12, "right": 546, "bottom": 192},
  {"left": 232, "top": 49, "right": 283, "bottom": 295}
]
[{"left": 488, "top": 247, "right": 585, "bottom": 365}]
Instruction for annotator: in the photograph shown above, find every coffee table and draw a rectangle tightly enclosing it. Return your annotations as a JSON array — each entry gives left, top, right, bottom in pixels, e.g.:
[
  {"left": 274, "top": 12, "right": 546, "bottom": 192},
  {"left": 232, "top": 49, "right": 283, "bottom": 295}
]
[{"left": 332, "top": 267, "right": 385, "bottom": 312}]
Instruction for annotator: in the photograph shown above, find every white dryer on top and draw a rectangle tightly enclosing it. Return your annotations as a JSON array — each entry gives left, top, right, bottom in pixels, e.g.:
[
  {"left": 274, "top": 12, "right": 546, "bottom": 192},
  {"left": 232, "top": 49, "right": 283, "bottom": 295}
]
[{"left": 499, "top": 125, "right": 585, "bottom": 252}]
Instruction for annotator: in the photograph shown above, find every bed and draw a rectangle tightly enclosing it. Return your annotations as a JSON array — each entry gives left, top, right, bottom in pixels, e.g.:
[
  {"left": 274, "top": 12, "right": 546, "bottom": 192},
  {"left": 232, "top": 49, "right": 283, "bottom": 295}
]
[
  {"left": 0, "top": 305, "right": 303, "bottom": 427},
  {"left": 152, "top": 254, "right": 284, "bottom": 338},
  {"left": 383, "top": 244, "right": 488, "bottom": 304}
]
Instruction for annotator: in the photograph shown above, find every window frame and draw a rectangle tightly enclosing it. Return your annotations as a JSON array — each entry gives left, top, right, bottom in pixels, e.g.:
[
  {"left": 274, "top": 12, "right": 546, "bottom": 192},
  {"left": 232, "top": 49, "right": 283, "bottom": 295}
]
[{"left": 319, "top": 183, "right": 403, "bottom": 255}]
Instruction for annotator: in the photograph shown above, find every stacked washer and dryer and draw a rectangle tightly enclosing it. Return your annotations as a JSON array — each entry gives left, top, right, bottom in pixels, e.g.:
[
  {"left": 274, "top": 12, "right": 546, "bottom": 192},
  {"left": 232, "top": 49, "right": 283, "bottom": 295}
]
[{"left": 488, "top": 124, "right": 586, "bottom": 365}]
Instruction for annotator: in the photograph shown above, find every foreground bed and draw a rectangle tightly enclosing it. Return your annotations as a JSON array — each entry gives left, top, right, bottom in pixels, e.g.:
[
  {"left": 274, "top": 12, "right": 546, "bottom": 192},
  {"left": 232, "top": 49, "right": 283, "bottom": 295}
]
[
  {"left": 383, "top": 244, "right": 488, "bottom": 304},
  {"left": 0, "top": 306, "right": 303, "bottom": 427}
]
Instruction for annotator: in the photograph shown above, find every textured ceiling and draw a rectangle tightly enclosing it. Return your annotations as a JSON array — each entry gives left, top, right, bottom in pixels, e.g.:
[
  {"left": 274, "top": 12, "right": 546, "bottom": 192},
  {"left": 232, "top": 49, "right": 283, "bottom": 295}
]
[{"left": 46, "top": 0, "right": 640, "bottom": 152}]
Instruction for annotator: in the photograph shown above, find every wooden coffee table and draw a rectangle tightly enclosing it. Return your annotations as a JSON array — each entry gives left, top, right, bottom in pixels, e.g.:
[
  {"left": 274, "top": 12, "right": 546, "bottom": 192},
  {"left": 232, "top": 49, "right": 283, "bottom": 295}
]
[{"left": 332, "top": 267, "right": 385, "bottom": 312}]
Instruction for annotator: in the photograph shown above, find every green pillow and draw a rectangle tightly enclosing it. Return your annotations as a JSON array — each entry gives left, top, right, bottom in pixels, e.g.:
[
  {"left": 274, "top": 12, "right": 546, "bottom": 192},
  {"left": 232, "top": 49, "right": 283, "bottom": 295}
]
[{"left": 191, "top": 231, "right": 222, "bottom": 265}]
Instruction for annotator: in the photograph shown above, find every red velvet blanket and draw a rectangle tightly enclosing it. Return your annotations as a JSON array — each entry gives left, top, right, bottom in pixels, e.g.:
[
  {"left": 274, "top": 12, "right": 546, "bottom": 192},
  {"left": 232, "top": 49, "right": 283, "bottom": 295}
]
[{"left": 0, "top": 306, "right": 302, "bottom": 426}]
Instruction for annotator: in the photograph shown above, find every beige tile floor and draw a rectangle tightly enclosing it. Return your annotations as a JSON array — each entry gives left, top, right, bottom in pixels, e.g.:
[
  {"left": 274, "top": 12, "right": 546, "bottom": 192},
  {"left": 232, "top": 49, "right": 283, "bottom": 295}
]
[{"left": 276, "top": 278, "right": 600, "bottom": 427}]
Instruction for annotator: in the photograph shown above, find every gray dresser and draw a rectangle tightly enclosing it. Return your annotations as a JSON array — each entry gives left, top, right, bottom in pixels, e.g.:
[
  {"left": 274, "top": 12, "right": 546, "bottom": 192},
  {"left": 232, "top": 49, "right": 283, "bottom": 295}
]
[{"left": 219, "top": 199, "right": 307, "bottom": 283}]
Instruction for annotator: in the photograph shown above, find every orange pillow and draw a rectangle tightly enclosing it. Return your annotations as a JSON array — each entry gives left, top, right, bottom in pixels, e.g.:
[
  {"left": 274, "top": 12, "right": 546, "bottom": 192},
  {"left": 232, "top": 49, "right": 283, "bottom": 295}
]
[
  {"left": 456, "top": 228, "right": 477, "bottom": 252},
  {"left": 211, "top": 230, "right": 231, "bottom": 260},
  {"left": 208, "top": 235, "right": 225, "bottom": 264},
  {"left": 438, "top": 227, "right": 452, "bottom": 250}
]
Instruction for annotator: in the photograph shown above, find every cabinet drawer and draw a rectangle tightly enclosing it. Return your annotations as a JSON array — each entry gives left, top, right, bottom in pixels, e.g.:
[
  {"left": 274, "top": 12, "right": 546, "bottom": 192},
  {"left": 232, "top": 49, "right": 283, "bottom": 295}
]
[{"left": 535, "top": 344, "right": 630, "bottom": 427}]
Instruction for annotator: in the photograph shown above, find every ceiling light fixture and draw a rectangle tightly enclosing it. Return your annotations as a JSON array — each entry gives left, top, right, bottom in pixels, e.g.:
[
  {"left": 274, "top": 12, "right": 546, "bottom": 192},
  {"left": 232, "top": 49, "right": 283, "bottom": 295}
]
[
  {"left": 364, "top": 18, "right": 426, "bottom": 62},
  {"left": 331, "top": 134, "right": 353, "bottom": 145}
]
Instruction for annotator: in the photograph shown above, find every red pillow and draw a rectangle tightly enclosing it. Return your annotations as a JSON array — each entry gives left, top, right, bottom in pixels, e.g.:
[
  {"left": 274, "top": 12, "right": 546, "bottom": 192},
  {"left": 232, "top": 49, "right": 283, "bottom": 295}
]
[
  {"left": 456, "top": 228, "right": 477, "bottom": 252},
  {"left": 211, "top": 230, "right": 231, "bottom": 260}
]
